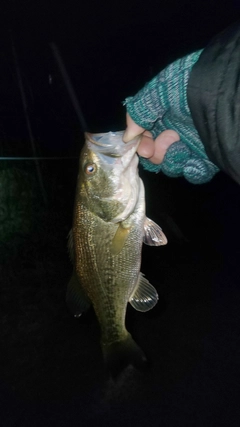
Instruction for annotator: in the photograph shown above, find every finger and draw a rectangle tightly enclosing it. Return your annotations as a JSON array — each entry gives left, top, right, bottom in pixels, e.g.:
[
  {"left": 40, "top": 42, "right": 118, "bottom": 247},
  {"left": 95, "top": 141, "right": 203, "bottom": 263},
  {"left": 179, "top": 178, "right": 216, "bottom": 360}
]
[
  {"left": 123, "top": 113, "right": 145, "bottom": 142},
  {"left": 142, "top": 130, "right": 152, "bottom": 138},
  {"left": 149, "top": 130, "right": 180, "bottom": 164},
  {"left": 137, "top": 135, "right": 155, "bottom": 158}
]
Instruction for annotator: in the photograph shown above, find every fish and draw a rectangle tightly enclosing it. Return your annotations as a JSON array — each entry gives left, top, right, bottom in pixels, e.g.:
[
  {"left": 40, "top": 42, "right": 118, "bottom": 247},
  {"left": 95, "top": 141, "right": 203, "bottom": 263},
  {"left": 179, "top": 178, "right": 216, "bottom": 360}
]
[{"left": 67, "top": 131, "right": 167, "bottom": 375}]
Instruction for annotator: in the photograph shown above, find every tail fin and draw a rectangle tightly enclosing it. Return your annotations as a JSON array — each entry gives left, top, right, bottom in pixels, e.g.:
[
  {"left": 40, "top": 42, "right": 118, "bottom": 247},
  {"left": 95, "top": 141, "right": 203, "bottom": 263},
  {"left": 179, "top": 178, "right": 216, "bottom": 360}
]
[{"left": 102, "top": 334, "right": 148, "bottom": 378}]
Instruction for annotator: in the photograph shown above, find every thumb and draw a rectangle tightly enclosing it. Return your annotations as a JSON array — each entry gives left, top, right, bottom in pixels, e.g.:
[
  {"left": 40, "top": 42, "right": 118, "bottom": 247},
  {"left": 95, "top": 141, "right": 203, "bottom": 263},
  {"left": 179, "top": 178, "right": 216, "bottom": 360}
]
[{"left": 123, "top": 113, "right": 145, "bottom": 142}]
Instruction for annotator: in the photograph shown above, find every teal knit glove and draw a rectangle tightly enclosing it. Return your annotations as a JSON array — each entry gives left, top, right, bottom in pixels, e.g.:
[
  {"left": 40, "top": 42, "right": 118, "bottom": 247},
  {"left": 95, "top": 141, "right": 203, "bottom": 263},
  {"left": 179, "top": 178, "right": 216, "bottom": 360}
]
[{"left": 124, "top": 51, "right": 219, "bottom": 184}]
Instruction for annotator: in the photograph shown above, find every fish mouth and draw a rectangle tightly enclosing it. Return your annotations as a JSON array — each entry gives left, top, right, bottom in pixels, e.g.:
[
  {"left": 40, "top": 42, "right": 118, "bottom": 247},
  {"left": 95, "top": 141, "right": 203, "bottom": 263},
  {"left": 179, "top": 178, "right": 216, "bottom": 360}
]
[
  {"left": 85, "top": 131, "right": 141, "bottom": 223},
  {"left": 85, "top": 131, "right": 141, "bottom": 157},
  {"left": 85, "top": 132, "right": 114, "bottom": 149}
]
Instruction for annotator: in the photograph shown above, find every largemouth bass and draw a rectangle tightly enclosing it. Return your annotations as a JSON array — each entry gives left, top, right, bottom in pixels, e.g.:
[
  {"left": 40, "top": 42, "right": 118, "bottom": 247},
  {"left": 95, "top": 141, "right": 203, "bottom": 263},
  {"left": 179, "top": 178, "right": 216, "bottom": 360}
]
[{"left": 67, "top": 131, "right": 167, "bottom": 375}]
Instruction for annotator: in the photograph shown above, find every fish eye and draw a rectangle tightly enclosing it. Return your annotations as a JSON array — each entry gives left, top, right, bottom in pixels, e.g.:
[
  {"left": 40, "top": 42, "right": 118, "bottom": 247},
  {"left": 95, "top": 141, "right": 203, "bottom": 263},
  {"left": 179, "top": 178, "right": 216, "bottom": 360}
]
[{"left": 85, "top": 163, "right": 97, "bottom": 175}]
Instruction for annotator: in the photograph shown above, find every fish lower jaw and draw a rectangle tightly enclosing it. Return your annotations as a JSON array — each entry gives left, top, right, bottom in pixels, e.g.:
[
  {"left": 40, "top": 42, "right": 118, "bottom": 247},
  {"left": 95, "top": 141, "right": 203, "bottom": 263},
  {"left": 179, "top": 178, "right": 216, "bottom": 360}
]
[{"left": 121, "top": 150, "right": 139, "bottom": 169}]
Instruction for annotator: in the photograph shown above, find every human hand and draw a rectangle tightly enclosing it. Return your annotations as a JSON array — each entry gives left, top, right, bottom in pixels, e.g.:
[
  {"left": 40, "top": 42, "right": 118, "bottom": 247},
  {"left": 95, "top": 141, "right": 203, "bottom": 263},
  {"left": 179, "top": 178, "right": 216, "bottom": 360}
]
[
  {"left": 122, "top": 51, "right": 219, "bottom": 183},
  {"left": 123, "top": 113, "right": 180, "bottom": 165}
]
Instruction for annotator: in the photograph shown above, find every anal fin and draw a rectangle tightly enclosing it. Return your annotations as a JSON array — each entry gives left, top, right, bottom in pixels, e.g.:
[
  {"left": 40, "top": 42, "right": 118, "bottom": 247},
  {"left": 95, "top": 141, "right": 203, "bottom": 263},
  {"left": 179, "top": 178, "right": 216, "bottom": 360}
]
[{"left": 129, "top": 273, "right": 158, "bottom": 312}]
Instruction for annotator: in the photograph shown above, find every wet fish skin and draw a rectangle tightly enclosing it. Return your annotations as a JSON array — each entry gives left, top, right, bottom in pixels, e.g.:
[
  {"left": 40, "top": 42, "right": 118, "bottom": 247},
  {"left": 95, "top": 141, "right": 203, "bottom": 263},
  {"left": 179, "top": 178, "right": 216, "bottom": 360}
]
[{"left": 67, "top": 131, "right": 167, "bottom": 374}]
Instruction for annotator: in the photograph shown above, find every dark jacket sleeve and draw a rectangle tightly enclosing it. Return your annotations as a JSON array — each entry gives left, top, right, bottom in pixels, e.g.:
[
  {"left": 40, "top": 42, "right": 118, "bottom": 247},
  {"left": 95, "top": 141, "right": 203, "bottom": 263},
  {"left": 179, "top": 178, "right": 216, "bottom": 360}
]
[{"left": 187, "top": 21, "right": 240, "bottom": 185}]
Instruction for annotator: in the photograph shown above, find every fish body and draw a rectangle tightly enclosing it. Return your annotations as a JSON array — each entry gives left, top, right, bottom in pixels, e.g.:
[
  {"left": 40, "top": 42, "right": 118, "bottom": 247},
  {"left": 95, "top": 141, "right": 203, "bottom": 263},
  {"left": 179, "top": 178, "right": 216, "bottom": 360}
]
[{"left": 67, "top": 131, "right": 167, "bottom": 374}]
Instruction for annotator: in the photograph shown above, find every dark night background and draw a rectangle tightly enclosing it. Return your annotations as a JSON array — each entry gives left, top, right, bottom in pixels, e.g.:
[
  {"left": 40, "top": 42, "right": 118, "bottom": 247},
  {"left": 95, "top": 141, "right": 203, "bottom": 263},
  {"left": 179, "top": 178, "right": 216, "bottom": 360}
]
[{"left": 1, "top": 1, "right": 240, "bottom": 426}]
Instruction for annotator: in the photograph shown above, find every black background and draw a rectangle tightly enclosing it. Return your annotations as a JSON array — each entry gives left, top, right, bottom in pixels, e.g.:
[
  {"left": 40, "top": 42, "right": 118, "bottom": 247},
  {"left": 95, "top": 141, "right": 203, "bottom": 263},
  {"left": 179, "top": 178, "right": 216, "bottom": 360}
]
[{"left": 1, "top": 1, "right": 240, "bottom": 426}]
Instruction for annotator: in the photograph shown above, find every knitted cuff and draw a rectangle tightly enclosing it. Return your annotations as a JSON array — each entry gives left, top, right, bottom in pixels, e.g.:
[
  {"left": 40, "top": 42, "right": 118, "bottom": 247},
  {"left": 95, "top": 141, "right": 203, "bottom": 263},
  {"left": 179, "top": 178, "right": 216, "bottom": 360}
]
[
  {"left": 139, "top": 140, "right": 219, "bottom": 184},
  {"left": 124, "top": 50, "right": 203, "bottom": 137}
]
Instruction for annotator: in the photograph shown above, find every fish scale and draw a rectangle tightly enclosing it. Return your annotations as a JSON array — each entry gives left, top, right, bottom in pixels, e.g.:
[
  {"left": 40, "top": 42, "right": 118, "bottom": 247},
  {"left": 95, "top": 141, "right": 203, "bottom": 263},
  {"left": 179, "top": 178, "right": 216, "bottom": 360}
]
[{"left": 74, "top": 204, "right": 143, "bottom": 344}]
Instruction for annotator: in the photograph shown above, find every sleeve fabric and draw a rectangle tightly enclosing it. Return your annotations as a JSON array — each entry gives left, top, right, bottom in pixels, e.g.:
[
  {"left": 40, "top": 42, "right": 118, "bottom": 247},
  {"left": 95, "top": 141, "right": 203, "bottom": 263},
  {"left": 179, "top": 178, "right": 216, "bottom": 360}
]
[
  {"left": 124, "top": 51, "right": 219, "bottom": 184},
  {"left": 188, "top": 21, "right": 240, "bottom": 186}
]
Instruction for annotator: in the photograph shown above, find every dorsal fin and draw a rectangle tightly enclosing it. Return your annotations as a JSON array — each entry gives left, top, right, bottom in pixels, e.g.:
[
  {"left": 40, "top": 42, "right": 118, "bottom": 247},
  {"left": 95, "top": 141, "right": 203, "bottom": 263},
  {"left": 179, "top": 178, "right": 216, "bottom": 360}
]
[
  {"left": 67, "top": 229, "right": 74, "bottom": 263},
  {"left": 66, "top": 272, "right": 91, "bottom": 317}
]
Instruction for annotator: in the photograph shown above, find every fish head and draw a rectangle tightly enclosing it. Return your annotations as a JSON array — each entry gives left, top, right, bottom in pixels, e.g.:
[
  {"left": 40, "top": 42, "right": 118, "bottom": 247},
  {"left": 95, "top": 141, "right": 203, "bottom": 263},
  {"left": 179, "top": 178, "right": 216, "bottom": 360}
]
[{"left": 78, "top": 131, "right": 141, "bottom": 222}]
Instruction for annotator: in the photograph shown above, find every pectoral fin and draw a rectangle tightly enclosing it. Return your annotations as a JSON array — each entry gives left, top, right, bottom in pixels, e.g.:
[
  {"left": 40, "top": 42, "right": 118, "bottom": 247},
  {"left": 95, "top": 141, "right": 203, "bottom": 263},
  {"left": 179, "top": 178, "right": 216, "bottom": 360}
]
[
  {"left": 143, "top": 217, "right": 168, "bottom": 246},
  {"left": 129, "top": 273, "right": 159, "bottom": 312},
  {"left": 110, "top": 223, "right": 131, "bottom": 255},
  {"left": 66, "top": 272, "right": 91, "bottom": 317}
]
